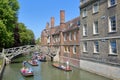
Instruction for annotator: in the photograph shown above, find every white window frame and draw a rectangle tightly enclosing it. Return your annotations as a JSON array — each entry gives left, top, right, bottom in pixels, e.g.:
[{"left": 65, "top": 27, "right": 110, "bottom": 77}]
[
  {"left": 69, "top": 32, "right": 72, "bottom": 41},
  {"left": 73, "top": 46, "right": 76, "bottom": 54},
  {"left": 82, "top": 8, "right": 87, "bottom": 17},
  {"left": 94, "top": 41, "right": 99, "bottom": 53},
  {"left": 74, "top": 32, "right": 76, "bottom": 40},
  {"left": 108, "top": 15, "right": 116, "bottom": 32},
  {"left": 68, "top": 46, "right": 70, "bottom": 53},
  {"left": 53, "top": 36, "right": 55, "bottom": 43},
  {"left": 93, "top": 2, "right": 99, "bottom": 13},
  {"left": 83, "top": 42, "right": 87, "bottom": 52},
  {"left": 108, "top": 0, "right": 117, "bottom": 7},
  {"left": 58, "top": 35, "right": 60, "bottom": 42},
  {"left": 93, "top": 21, "right": 98, "bottom": 34},
  {"left": 47, "top": 36, "right": 50, "bottom": 44},
  {"left": 109, "top": 40, "right": 117, "bottom": 54},
  {"left": 69, "top": 23, "right": 73, "bottom": 27},
  {"left": 64, "top": 33, "right": 67, "bottom": 41},
  {"left": 64, "top": 46, "right": 67, "bottom": 52},
  {"left": 83, "top": 24, "right": 87, "bottom": 36}
]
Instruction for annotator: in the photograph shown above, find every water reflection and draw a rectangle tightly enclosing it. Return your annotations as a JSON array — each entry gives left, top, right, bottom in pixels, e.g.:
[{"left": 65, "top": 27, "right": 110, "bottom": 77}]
[{"left": 2, "top": 56, "right": 112, "bottom": 80}]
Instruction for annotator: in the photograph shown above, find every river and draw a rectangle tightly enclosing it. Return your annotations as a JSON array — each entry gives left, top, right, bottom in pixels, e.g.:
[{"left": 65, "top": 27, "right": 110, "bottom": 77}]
[{"left": 2, "top": 54, "right": 112, "bottom": 80}]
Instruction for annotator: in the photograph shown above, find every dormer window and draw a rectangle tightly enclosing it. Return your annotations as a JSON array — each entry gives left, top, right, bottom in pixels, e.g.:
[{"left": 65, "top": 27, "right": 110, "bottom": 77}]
[
  {"left": 77, "top": 20, "right": 80, "bottom": 26},
  {"left": 69, "top": 23, "right": 73, "bottom": 27}
]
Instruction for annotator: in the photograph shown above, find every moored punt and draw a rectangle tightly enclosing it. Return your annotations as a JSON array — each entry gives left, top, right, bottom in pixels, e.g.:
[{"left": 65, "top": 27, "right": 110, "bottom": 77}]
[
  {"left": 52, "top": 63, "right": 72, "bottom": 71},
  {"left": 28, "top": 60, "right": 38, "bottom": 66}
]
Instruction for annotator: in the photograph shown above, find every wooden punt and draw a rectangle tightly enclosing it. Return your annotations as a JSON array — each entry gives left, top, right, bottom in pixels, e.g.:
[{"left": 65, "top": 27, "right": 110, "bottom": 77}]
[{"left": 52, "top": 63, "right": 72, "bottom": 71}]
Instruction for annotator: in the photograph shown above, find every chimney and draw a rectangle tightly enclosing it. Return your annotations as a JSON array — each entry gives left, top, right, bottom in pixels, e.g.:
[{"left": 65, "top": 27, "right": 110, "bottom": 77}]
[
  {"left": 51, "top": 17, "right": 55, "bottom": 27},
  {"left": 46, "top": 22, "right": 49, "bottom": 29},
  {"left": 60, "top": 10, "right": 65, "bottom": 24}
]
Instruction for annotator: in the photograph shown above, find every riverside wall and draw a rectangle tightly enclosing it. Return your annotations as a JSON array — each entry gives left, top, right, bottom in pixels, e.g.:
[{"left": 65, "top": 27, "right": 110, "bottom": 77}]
[{"left": 80, "top": 59, "right": 120, "bottom": 80}]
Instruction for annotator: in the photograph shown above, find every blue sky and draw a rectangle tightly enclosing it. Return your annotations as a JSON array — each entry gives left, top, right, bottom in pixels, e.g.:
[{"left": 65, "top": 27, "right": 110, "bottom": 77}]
[{"left": 18, "top": 0, "right": 80, "bottom": 39}]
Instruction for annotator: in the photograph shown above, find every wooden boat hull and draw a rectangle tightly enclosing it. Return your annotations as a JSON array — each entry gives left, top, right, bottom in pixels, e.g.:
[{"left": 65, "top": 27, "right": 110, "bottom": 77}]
[
  {"left": 28, "top": 61, "right": 38, "bottom": 66},
  {"left": 39, "top": 59, "right": 47, "bottom": 62},
  {"left": 52, "top": 63, "right": 72, "bottom": 71},
  {"left": 20, "top": 70, "right": 33, "bottom": 77}
]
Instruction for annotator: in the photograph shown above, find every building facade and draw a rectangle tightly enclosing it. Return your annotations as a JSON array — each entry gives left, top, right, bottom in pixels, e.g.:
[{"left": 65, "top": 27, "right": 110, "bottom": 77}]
[
  {"left": 80, "top": 0, "right": 120, "bottom": 79},
  {"left": 41, "top": 10, "right": 80, "bottom": 68}
]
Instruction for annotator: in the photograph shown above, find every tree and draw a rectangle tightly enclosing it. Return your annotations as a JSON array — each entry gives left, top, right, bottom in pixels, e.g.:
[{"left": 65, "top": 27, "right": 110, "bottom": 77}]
[
  {"left": 13, "top": 23, "right": 21, "bottom": 47},
  {"left": 18, "top": 23, "right": 35, "bottom": 46},
  {"left": 36, "top": 37, "right": 41, "bottom": 45},
  {"left": 0, "top": 0, "right": 19, "bottom": 49},
  {"left": 0, "top": 0, "right": 35, "bottom": 49}
]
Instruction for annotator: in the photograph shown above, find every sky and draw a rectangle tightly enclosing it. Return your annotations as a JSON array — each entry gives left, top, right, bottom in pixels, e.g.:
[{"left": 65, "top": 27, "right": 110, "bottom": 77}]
[{"left": 18, "top": 0, "right": 80, "bottom": 39}]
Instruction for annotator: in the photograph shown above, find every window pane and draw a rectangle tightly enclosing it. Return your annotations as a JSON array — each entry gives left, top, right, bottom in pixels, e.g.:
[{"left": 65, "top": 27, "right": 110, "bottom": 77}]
[
  {"left": 93, "top": 21, "right": 98, "bottom": 34},
  {"left": 83, "top": 42, "right": 87, "bottom": 52},
  {"left": 83, "top": 8, "right": 87, "bottom": 17},
  {"left": 74, "top": 32, "right": 76, "bottom": 40},
  {"left": 110, "top": 40, "right": 117, "bottom": 54},
  {"left": 110, "top": 0, "right": 116, "bottom": 6},
  {"left": 69, "top": 32, "right": 72, "bottom": 40},
  {"left": 94, "top": 41, "right": 99, "bottom": 52},
  {"left": 73, "top": 46, "right": 76, "bottom": 54},
  {"left": 93, "top": 3, "right": 99, "bottom": 13},
  {"left": 83, "top": 24, "right": 87, "bottom": 36},
  {"left": 109, "top": 16, "right": 116, "bottom": 32}
]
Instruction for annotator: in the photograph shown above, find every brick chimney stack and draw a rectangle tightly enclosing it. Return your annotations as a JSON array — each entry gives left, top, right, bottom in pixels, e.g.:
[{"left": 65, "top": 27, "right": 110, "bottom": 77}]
[
  {"left": 60, "top": 10, "right": 65, "bottom": 57},
  {"left": 46, "top": 22, "right": 49, "bottom": 29},
  {"left": 60, "top": 10, "right": 65, "bottom": 24},
  {"left": 51, "top": 17, "right": 54, "bottom": 27}
]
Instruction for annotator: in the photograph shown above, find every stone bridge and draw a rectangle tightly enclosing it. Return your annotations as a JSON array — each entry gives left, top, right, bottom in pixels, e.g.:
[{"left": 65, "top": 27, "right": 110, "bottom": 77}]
[
  {"left": 0, "top": 45, "right": 40, "bottom": 64},
  {"left": 0, "top": 45, "right": 59, "bottom": 64}
]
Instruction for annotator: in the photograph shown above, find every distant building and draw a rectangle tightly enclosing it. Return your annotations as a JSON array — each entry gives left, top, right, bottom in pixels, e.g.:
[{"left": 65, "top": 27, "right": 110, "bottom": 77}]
[{"left": 41, "top": 10, "right": 80, "bottom": 68}]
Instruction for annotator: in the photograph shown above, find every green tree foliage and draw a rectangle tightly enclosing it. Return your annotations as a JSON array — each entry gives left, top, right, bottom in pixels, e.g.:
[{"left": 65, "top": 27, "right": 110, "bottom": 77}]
[
  {"left": 18, "top": 23, "right": 35, "bottom": 46},
  {"left": 36, "top": 37, "right": 41, "bottom": 45},
  {"left": 13, "top": 24, "right": 21, "bottom": 47},
  {"left": 0, "top": 20, "right": 14, "bottom": 49},
  {"left": 0, "top": 0, "right": 35, "bottom": 50},
  {"left": 0, "top": 0, "right": 19, "bottom": 49},
  {"left": 0, "top": 0, "right": 19, "bottom": 31}
]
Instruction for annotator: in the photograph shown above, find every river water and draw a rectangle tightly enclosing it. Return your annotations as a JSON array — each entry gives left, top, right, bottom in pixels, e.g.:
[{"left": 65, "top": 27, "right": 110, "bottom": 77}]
[{"left": 2, "top": 55, "right": 112, "bottom": 80}]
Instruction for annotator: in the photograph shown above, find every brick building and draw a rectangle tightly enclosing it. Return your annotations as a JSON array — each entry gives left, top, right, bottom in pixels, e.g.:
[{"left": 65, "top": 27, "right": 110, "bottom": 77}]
[{"left": 41, "top": 10, "right": 80, "bottom": 67}]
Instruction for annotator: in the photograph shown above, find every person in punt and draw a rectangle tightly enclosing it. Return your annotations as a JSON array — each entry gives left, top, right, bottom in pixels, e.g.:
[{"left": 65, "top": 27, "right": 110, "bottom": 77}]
[
  {"left": 27, "top": 68, "right": 33, "bottom": 73},
  {"left": 66, "top": 61, "right": 70, "bottom": 70},
  {"left": 21, "top": 61, "right": 28, "bottom": 73},
  {"left": 60, "top": 65, "right": 66, "bottom": 69},
  {"left": 21, "top": 67, "right": 27, "bottom": 73},
  {"left": 22, "top": 61, "right": 27, "bottom": 67}
]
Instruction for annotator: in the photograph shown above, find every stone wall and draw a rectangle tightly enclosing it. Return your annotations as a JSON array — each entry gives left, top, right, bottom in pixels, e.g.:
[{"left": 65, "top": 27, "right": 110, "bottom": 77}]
[{"left": 80, "top": 59, "right": 120, "bottom": 80}]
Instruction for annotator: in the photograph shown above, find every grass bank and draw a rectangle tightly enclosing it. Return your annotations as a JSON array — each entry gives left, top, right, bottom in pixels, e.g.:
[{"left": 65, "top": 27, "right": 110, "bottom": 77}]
[{"left": 0, "top": 59, "right": 3, "bottom": 69}]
